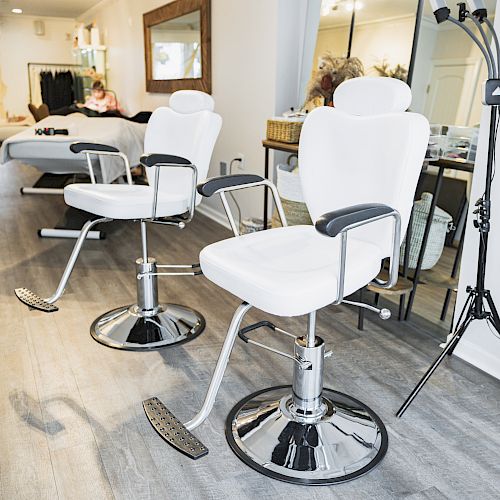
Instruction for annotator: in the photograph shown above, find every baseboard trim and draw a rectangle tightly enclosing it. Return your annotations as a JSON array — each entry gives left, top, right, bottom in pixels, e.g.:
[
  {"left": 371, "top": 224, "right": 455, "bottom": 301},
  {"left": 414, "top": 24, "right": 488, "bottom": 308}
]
[
  {"left": 196, "top": 204, "right": 231, "bottom": 230},
  {"left": 454, "top": 339, "right": 500, "bottom": 380}
]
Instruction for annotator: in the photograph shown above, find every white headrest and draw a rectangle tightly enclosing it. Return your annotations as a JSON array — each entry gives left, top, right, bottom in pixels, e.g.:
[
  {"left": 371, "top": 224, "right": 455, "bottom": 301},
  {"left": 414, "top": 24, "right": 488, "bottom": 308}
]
[
  {"left": 334, "top": 77, "right": 412, "bottom": 116},
  {"left": 169, "top": 90, "right": 215, "bottom": 114}
]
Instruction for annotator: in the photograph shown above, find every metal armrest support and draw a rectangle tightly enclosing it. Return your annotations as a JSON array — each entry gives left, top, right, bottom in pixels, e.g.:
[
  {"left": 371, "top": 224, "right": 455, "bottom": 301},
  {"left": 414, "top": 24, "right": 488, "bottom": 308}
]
[
  {"left": 140, "top": 153, "right": 198, "bottom": 223},
  {"left": 315, "top": 203, "right": 401, "bottom": 304},
  {"left": 70, "top": 141, "right": 132, "bottom": 185},
  {"left": 197, "top": 174, "right": 287, "bottom": 236}
]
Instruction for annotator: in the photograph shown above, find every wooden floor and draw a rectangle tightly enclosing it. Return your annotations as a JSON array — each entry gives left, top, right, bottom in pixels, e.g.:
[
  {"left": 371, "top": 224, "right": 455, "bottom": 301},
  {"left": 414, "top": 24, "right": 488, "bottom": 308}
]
[
  {"left": 379, "top": 245, "right": 458, "bottom": 339},
  {"left": 2, "top": 163, "right": 500, "bottom": 500}
]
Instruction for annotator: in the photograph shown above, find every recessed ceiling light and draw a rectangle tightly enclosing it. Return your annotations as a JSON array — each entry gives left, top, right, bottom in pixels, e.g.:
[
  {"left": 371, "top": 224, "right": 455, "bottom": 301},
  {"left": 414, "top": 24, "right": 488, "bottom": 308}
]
[
  {"left": 11, "top": 8, "right": 23, "bottom": 14},
  {"left": 345, "top": 1, "right": 364, "bottom": 12}
]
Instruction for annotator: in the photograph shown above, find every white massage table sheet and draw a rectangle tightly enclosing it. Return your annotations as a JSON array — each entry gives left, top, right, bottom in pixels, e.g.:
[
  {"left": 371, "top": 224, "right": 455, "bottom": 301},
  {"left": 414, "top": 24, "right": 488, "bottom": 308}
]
[{"left": 0, "top": 114, "right": 146, "bottom": 183}]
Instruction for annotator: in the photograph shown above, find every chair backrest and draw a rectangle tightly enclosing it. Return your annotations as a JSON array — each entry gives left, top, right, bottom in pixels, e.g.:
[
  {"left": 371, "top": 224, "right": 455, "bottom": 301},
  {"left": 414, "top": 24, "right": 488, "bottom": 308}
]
[
  {"left": 299, "top": 76, "right": 429, "bottom": 257},
  {"left": 144, "top": 90, "right": 222, "bottom": 205}
]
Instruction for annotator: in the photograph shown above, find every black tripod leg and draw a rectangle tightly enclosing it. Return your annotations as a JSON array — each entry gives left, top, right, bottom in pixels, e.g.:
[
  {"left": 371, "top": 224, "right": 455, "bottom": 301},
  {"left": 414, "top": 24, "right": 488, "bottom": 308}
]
[
  {"left": 396, "top": 316, "right": 472, "bottom": 418},
  {"left": 447, "top": 292, "right": 474, "bottom": 356},
  {"left": 485, "top": 291, "right": 500, "bottom": 334}
]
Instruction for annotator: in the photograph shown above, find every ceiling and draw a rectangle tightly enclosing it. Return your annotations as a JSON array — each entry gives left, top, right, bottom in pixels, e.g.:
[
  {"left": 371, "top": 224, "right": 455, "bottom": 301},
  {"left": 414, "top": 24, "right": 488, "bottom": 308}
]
[
  {"left": 0, "top": 0, "right": 101, "bottom": 18},
  {"left": 319, "top": 0, "right": 496, "bottom": 28}
]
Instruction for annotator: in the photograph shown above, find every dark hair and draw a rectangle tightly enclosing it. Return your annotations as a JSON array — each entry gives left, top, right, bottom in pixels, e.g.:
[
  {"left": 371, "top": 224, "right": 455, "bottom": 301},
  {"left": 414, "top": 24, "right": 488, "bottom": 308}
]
[{"left": 92, "top": 80, "right": 104, "bottom": 91}]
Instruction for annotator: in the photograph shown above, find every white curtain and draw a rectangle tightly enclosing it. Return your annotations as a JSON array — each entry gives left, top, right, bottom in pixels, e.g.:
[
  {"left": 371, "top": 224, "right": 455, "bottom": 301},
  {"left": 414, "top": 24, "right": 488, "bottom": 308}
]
[{"left": 29, "top": 66, "right": 43, "bottom": 106}]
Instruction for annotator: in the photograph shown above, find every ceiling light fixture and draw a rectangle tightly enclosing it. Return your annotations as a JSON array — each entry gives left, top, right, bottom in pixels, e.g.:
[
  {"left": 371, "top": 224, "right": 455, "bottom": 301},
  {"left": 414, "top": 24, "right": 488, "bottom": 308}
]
[
  {"left": 345, "top": 1, "right": 364, "bottom": 12},
  {"left": 11, "top": 8, "right": 23, "bottom": 14},
  {"left": 321, "top": 0, "right": 337, "bottom": 17},
  {"left": 320, "top": 0, "right": 363, "bottom": 17}
]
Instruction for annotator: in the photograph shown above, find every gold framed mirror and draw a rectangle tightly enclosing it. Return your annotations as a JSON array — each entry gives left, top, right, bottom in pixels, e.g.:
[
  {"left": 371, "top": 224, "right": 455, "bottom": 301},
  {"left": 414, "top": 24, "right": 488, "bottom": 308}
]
[{"left": 143, "top": 0, "right": 211, "bottom": 93}]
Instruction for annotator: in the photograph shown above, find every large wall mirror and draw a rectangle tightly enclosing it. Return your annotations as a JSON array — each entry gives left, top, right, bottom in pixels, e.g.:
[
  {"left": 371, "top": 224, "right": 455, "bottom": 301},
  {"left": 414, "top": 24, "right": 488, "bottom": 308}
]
[
  {"left": 412, "top": 1, "right": 496, "bottom": 129},
  {"left": 315, "top": 1, "right": 420, "bottom": 81},
  {"left": 143, "top": 0, "right": 211, "bottom": 93}
]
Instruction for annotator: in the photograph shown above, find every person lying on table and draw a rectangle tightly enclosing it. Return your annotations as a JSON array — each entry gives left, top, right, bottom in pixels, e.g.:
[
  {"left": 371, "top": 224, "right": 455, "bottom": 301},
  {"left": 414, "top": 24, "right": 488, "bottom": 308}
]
[
  {"left": 76, "top": 80, "right": 125, "bottom": 116},
  {"left": 51, "top": 80, "right": 151, "bottom": 123}
]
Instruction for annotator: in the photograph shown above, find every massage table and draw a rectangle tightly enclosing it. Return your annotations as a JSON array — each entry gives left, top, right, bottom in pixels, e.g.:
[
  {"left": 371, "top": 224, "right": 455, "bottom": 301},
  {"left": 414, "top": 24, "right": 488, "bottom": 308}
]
[{"left": 0, "top": 114, "right": 147, "bottom": 238}]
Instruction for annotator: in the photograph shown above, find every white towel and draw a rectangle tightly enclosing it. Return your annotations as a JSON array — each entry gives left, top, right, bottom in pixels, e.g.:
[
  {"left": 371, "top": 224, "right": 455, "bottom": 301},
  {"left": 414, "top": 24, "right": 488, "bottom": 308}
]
[{"left": 0, "top": 114, "right": 146, "bottom": 183}]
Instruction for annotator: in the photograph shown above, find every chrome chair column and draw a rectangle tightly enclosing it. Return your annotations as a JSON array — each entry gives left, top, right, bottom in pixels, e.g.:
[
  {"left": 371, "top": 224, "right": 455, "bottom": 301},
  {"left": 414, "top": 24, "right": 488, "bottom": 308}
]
[
  {"left": 90, "top": 221, "right": 205, "bottom": 350},
  {"left": 225, "top": 311, "right": 388, "bottom": 485}
]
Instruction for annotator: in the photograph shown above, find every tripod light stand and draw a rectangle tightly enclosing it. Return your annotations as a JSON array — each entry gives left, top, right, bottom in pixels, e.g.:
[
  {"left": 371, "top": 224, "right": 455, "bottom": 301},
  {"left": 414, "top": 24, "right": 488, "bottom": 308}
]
[{"left": 397, "top": 0, "right": 500, "bottom": 417}]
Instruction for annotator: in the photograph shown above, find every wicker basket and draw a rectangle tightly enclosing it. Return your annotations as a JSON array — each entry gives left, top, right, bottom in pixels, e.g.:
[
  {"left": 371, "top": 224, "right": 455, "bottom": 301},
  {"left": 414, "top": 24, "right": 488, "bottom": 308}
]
[
  {"left": 272, "top": 198, "right": 311, "bottom": 227},
  {"left": 400, "top": 192, "right": 453, "bottom": 270},
  {"left": 266, "top": 117, "right": 303, "bottom": 143},
  {"left": 271, "top": 155, "right": 312, "bottom": 227}
]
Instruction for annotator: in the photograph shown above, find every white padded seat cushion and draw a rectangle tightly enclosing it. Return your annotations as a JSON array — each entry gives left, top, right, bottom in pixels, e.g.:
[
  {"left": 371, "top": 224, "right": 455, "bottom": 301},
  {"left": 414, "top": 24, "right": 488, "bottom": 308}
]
[
  {"left": 334, "top": 76, "right": 412, "bottom": 116},
  {"left": 169, "top": 90, "right": 215, "bottom": 114},
  {"left": 200, "top": 225, "right": 384, "bottom": 317},
  {"left": 64, "top": 184, "right": 188, "bottom": 220}
]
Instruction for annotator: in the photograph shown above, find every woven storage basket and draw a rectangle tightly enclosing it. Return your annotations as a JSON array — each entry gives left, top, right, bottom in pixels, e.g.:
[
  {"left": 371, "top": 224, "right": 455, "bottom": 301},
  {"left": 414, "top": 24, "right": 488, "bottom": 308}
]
[
  {"left": 400, "top": 192, "right": 453, "bottom": 270},
  {"left": 272, "top": 198, "right": 312, "bottom": 227},
  {"left": 272, "top": 154, "right": 312, "bottom": 227},
  {"left": 266, "top": 117, "right": 303, "bottom": 143}
]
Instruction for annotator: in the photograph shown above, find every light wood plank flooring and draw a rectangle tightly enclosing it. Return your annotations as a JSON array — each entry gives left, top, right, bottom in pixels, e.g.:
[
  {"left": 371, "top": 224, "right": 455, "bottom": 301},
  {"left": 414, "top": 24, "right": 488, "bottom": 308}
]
[{"left": 1, "top": 162, "right": 499, "bottom": 500}]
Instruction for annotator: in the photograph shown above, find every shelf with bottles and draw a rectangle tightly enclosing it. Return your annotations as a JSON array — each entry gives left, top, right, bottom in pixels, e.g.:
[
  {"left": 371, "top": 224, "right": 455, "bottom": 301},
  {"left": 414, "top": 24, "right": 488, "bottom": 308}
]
[{"left": 426, "top": 124, "right": 478, "bottom": 163}]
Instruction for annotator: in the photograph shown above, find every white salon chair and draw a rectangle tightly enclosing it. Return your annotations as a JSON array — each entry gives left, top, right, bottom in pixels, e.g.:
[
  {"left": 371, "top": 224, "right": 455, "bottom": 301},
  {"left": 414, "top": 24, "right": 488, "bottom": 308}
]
[
  {"left": 16, "top": 90, "right": 222, "bottom": 350},
  {"left": 143, "top": 78, "right": 429, "bottom": 483}
]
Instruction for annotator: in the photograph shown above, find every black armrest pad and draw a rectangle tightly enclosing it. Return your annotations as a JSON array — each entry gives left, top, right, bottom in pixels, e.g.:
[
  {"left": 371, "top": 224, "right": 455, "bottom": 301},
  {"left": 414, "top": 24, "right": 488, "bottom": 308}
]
[
  {"left": 316, "top": 203, "right": 395, "bottom": 237},
  {"left": 197, "top": 174, "right": 264, "bottom": 197},
  {"left": 140, "top": 153, "right": 191, "bottom": 167},
  {"left": 70, "top": 142, "right": 119, "bottom": 154}
]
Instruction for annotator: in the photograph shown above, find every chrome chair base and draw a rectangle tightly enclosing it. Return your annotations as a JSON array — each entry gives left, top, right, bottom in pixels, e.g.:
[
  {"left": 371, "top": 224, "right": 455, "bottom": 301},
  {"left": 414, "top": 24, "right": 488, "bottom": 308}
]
[
  {"left": 226, "top": 385, "right": 388, "bottom": 485},
  {"left": 90, "top": 303, "right": 205, "bottom": 350}
]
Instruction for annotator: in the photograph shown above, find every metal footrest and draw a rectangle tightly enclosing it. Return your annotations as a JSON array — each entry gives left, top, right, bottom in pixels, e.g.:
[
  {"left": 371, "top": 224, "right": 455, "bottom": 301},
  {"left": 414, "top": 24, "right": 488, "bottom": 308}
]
[
  {"left": 14, "top": 288, "right": 58, "bottom": 313},
  {"left": 143, "top": 397, "right": 208, "bottom": 460}
]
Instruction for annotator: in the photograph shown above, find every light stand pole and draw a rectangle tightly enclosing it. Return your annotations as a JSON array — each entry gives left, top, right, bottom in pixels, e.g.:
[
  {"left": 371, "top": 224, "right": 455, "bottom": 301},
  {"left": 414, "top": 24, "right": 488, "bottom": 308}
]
[{"left": 397, "top": 1, "right": 500, "bottom": 417}]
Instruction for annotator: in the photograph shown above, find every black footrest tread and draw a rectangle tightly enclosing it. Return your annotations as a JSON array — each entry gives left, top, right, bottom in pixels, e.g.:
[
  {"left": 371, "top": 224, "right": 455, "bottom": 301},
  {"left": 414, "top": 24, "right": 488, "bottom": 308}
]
[
  {"left": 14, "top": 288, "right": 58, "bottom": 313},
  {"left": 143, "top": 397, "right": 208, "bottom": 460}
]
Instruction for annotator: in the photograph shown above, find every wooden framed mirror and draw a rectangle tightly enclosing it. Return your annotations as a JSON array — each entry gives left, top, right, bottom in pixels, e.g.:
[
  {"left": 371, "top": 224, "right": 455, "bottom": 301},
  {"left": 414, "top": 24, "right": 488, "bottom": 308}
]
[{"left": 143, "top": 0, "right": 211, "bottom": 93}]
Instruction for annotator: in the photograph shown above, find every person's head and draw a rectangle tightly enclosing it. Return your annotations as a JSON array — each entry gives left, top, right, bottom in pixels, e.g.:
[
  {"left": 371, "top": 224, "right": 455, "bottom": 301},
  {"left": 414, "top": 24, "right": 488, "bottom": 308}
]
[{"left": 92, "top": 80, "right": 105, "bottom": 99}]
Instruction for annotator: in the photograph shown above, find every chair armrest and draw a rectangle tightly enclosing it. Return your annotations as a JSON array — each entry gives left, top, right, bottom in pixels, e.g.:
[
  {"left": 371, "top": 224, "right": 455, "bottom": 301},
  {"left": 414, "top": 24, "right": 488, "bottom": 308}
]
[
  {"left": 69, "top": 142, "right": 131, "bottom": 185},
  {"left": 140, "top": 153, "right": 191, "bottom": 167},
  {"left": 70, "top": 142, "right": 119, "bottom": 154},
  {"left": 315, "top": 203, "right": 401, "bottom": 303},
  {"left": 140, "top": 153, "right": 198, "bottom": 222},
  {"left": 197, "top": 174, "right": 264, "bottom": 197},
  {"left": 197, "top": 174, "right": 285, "bottom": 235},
  {"left": 315, "top": 204, "right": 396, "bottom": 237}
]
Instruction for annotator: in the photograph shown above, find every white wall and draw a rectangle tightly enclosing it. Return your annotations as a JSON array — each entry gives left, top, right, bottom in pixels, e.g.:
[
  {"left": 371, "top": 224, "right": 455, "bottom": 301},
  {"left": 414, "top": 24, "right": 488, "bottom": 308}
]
[
  {"left": 79, "top": 0, "right": 313, "bottom": 222},
  {"left": 451, "top": 5, "right": 500, "bottom": 380},
  {"left": 0, "top": 15, "right": 76, "bottom": 118}
]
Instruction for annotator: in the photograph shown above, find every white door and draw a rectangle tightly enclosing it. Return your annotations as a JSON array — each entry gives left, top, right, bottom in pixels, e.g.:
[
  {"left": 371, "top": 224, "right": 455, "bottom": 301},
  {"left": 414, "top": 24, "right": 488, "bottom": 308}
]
[{"left": 424, "top": 59, "right": 482, "bottom": 126}]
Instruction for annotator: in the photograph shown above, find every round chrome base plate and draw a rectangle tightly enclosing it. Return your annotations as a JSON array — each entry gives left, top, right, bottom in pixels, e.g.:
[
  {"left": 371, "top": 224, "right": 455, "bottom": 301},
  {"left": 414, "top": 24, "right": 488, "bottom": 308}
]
[
  {"left": 90, "top": 303, "right": 205, "bottom": 351},
  {"left": 226, "top": 385, "right": 388, "bottom": 485}
]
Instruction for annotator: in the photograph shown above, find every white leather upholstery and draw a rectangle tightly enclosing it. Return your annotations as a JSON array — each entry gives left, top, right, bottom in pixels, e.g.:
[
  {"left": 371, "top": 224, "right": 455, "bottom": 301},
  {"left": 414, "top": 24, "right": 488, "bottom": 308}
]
[
  {"left": 64, "top": 184, "right": 189, "bottom": 220},
  {"left": 64, "top": 90, "right": 222, "bottom": 218},
  {"left": 143, "top": 106, "right": 222, "bottom": 207},
  {"left": 200, "top": 226, "right": 384, "bottom": 317},
  {"left": 201, "top": 77, "right": 429, "bottom": 317},
  {"left": 301, "top": 84, "right": 429, "bottom": 259},
  {"left": 169, "top": 90, "right": 215, "bottom": 114},
  {"left": 334, "top": 76, "right": 412, "bottom": 116}
]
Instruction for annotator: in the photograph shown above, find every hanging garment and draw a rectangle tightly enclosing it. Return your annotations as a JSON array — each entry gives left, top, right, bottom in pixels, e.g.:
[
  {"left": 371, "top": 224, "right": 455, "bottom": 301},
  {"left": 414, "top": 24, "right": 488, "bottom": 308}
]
[
  {"left": 40, "top": 70, "right": 75, "bottom": 111},
  {"left": 73, "top": 74, "right": 85, "bottom": 103}
]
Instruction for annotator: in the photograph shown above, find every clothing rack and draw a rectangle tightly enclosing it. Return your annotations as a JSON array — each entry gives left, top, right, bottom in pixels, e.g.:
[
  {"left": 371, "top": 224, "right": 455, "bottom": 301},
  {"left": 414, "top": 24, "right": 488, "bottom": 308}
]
[{"left": 27, "top": 62, "right": 82, "bottom": 104}]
